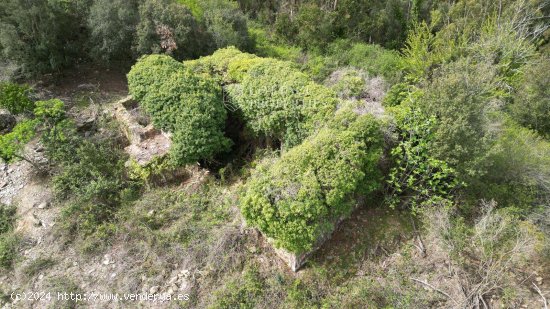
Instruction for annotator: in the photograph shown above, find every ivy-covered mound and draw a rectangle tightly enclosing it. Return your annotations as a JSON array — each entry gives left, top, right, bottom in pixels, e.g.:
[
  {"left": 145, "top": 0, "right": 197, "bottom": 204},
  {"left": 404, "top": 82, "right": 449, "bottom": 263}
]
[
  {"left": 187, "top": 47, "right": 338, "bottom": 148},
  {"left": 240, "top": 110, "right": 383, "bottom": 253},
  {"left": 127, "top": 54, "right": 231, "bottom": 165}
]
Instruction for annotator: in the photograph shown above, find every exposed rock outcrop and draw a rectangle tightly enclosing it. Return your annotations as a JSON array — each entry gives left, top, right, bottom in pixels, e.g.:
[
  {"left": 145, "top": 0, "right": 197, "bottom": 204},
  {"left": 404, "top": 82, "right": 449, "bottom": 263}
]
[{"left": 0, "top": 109, "right": 16, "bottom": 134}]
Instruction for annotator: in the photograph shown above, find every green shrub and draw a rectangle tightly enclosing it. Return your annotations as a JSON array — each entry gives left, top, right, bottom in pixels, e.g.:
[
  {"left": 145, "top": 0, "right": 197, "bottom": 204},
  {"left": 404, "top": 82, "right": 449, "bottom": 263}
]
[
  {"left": 292, "top": 3, "right": 336, "bottom": 52},
  {"left": 329, "top": 70, "right": 366, "bottom": 99},
  {"left": 0, "top": 98, "right": 69, "bottom": 165},
  {"left": 187, "top": 48, "right": 339, "bottom": 148},
  {"left": 417, "top": 58, "right": 501, "bottom": 182},
  {"left": 228, "top": 59, "right": 337, "bottom": 148},
  {"left": 134, "top": 0, "right": 208, "bottom": 61},
  {"left": 34, "top": 99, "right": 65, "bottom": 122},
  {"left": 226, "top": 56, "right": 268, "bottom": 83},
  {"left": 0, "top": 233, "right": 18, "bottom": 269},
  {"left": 0, "top": 82, "right": 34, "bottom": 114},
  {"left": 248, "top": 25, "right": 302, "bottom": 62},
  {"left": 240, "top": 114, "right": 383, "bottom": 253},
  {"left": 0, "top": 204, "right": 16, "bottom": 235},
  {"left": 52, "top": 137, "right": 138, "bottom": 238},
  {"left": 400, "top": 21, "right": 458, "bottom": 83},
  {"left": 127, "top": 54, "right": 184, "bottom": 103},
  {"left": 186, "top": 46, "right": 265, "bottom": 84},
  {"left": 201, "top": 0, "right": 253, "bottom": 51},
  {"left": 127, "top": 156, "right": 178, "bottom": 187},
  {"left": 128, "top": 54, "right": 231, "bottom": 165},
  {"left": 0, "top": 119, "right": 38, "bottom": 163},
  {"left": 386, "top": 105, "right": 461, "bottom": 211},
  {"left": 87, "top": 0, "right": 140, "bottom": 63},
  {"left": 300, "top": 54, "right": 336, "bottom": 82},
  {"left": 382, "top": 82, "right": 413, "bottom": 107},
  {"left": 0, "top": 0, "right": 85, "bottom": 75},
  {"left": 209, "top": 267, "right": 264, "bottom": 309},
  {"left": 41, "top": 118, "right": 79, "bottom": 167},
  {"left": 23, "top": 257, "right": 56, "bottom": 277},
  {"left": 177, "top": 0, "right": 204, "bottom": 19},
  {"left": 471, "top": 18, "right": 536, "bottom": 92},
  {"left": 471, "top": 118, "right": 550, "bottom": 210},
  {"left": 326, "top": 40, "right": 402, "bottom": 81},
  {"left": 508, "top": 56, "right": 550, "bottom": 138},
  {"left": 53, "top": 139, "right": 126, "bottom": 200}
]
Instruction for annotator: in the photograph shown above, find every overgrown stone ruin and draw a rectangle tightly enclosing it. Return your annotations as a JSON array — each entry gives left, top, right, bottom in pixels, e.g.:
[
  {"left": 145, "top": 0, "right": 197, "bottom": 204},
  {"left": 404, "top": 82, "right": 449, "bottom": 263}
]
[
  {"left": 112, "top": 86, "right": 380, "bottom": 272},
  {"left": 114, "top": 96, "right": 171, "bottom": 166},
  {"left": 270, "top": 198, "right": 366, "bottom": 272}
]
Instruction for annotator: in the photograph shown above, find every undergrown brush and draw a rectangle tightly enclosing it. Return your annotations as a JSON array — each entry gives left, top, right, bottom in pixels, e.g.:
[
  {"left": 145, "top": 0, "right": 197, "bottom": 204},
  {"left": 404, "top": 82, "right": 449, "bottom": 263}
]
[
  {"left": 45, "top": 113, "right": 142, "bottom": 253},
  {"left": 0, "top": 204, "right": 18, "bottom": 270}
]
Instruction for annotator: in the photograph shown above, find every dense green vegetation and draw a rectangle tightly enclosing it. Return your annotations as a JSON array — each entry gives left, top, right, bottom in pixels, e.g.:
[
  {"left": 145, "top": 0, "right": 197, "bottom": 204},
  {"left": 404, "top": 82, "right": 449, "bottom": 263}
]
[
  {"left": 227, "top": 58, "right": 336, "bottom": 148},
  {"left": 241, "top": 110, "right": 383, "bottom": 253},
  {"left": 0, "top": 0, "right": 252, "bottom": 76},
  {"left": 0, "top": 82, "right": 33, "bottom": 114},
  {"left": 0, "top": 204, "right": 17, "bottom": 269},
  {"left": 1, "top": 0, "right": 550, "bottom": 307},
  {"left": 128, "top": 54, "right": 231, "bottom": 165}
]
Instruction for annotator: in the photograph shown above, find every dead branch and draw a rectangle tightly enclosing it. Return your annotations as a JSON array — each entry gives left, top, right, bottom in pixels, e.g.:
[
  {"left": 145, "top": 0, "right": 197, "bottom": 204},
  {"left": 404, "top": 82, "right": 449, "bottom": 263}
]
[
  {"left": 410, "top": 277, "right": 459, "bottom": 305},
  {"left": 410, "top": 215, "right": 427, "bottom": 257},
  {"left": 532, "top": 282, "right": 548, "bottom": 309}
]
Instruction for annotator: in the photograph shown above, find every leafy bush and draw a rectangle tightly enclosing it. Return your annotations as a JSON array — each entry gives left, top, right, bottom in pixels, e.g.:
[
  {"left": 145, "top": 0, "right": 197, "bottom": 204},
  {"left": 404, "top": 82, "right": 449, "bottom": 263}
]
[
  {"left": 185, "top": 46, "right": 262, "bottom": 83},
  {"left": 128, "top": 54, "right": 231, "bottom": 165},
  {"left": 473, "top": 118, "right": 550, "bottom": 210},
  {"left": 328, "top": 69, "right": 367, "bottom": 99},
  {"left": 382, "top": 82, "right": 412, "bottom": 107},
  {"left": 52, "top": 136, "right": 136, "bottom": 237},
  {"left": 240, "top": 114, "right": 383, "bottom": 253},
  {"left": 177, "top": 0, "right": 204, "bottom": 19},
  {"left": 208, "top": 267, "right": 265, "bottom": 309},
  {"left": 201, "top": 0, "right": 253, "bottom": 51},
  {"left": 0, "top": 204, "right": 16, "bottom": 235},
  {"left": 188, "top": 47, "right": 340, "bottom": 151},
  {"left": 471, "top": 19, "right": 536, "bottom": 91},
  {"left": 87, "top": 0, "right": 140, "bottom": 63},
  {"left": 248, "top": 25, "right": 302, "bottom": 62},
  {"left": 0, "top": 119, "right": 38, "bottom": 163},
  {"left": 0, "top": 203, "right": 17, "bottom": 270},
  {"left": 53, "top": 139, "right": 126, "bottom": 201},
  {"left": 292, "top": 3, "right": 336, "bottom": 51},
  {"left": 0, "top": 98, "right": 72, "bottom": 166},
  {"left": 326, "top": 40, "right": 402, "bottom": 81},
  {"left": 127, "top": 54, "right": 184, "bottom": 103},
  {"left": 0, "top": 233, "right": 18, "bottom": 269},
  {"left": 0, "top": 82, "right": 34, "bottom": 114},
  {"left": 23, "top": 257, "right": 56, "bottom": 277},
  {"left": 127, "top": 156, "right": 178, "bottom": 187},
  {"left": 389, "top": 10, "right": 544, "bottom": 211},
  {"left": 386, "top": 106, "right": 461, "bottom": 211},
  {"left": 508, "top": 56, "right": 550, "bottom": 138},
  {"left": 297, "top": 40, "right": 402, "bottom": 83},
  {"left": 227, "top": 58, "right": 337, "bottom": 148},
  {"left": 134, "top": 0, "right": 208, "bottom": 61},
  {"left": 0, "top": 0, "right": 85, "bottom": 75},
  {"left": 34, "top": 99, "right": 65, "bottom": 123},
  {"left": 417, "top": 59, "right": 502, "bottom": 182}
]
